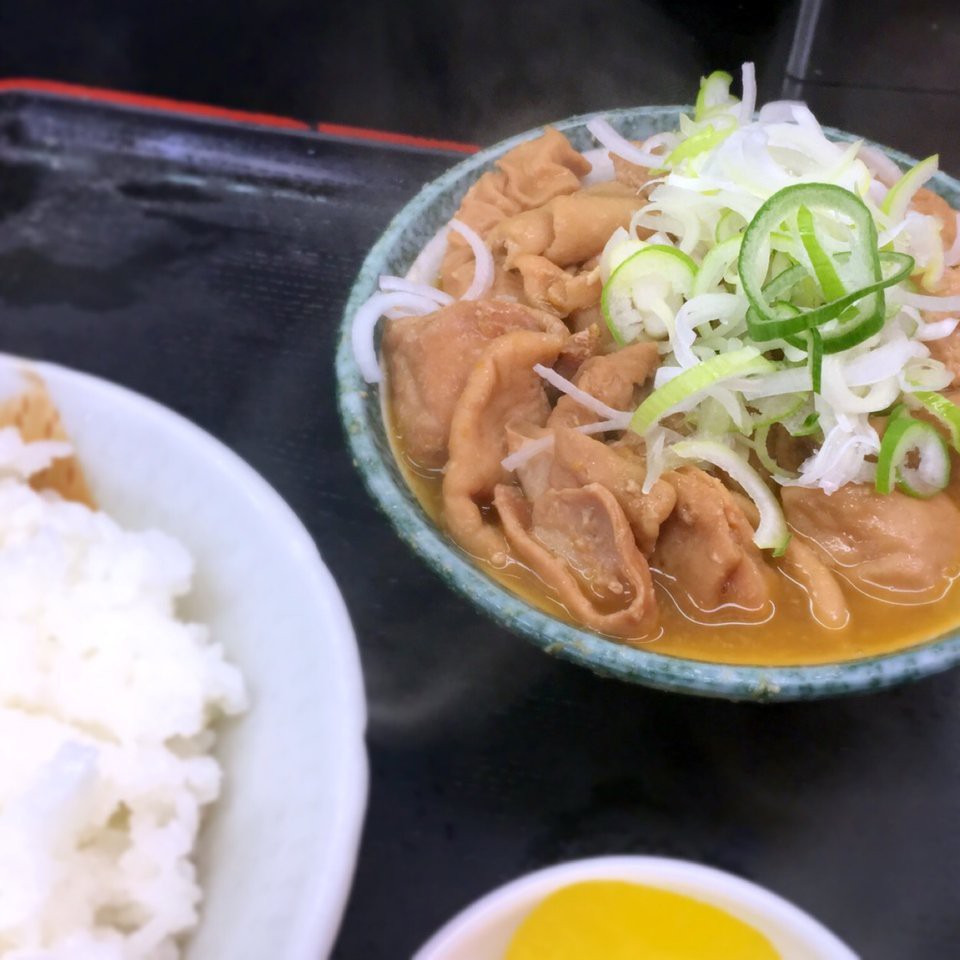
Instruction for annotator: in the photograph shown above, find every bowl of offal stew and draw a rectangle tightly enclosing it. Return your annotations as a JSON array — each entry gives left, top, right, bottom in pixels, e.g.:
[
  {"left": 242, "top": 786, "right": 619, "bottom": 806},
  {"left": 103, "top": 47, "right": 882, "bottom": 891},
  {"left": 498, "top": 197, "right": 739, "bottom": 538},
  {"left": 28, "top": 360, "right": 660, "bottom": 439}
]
[{"left": 336, "top": 64, "right": 960, "bottom": 700}]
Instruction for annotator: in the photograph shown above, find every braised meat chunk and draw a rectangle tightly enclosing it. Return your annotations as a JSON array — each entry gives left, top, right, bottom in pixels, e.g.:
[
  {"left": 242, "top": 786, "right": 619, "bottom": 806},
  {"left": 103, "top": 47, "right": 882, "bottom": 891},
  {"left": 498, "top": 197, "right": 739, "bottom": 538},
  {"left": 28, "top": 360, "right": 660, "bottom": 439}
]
[
  {"left": 496, "top": 483, "right": 657, "bottom": 637},
  {"left": 489, "top": 182, "right": 645, "bottom": 269},
  {"left": 385, "top": 299, "right": 566, "bottom": 467},
  {"left": 443, "top": 330, "right": 566, "bottom": 563},
  {"left": 782, "top": 484, "right": 960, "bottom": 600},
  {"left": 653, "top": 468, "right": 774, "bottom": 617},
  {"left": 441, "top": 128, "right": 589, "bottom": 297},
  {"left": 548, "top": 342, "right": 659, "bottom": 430}
]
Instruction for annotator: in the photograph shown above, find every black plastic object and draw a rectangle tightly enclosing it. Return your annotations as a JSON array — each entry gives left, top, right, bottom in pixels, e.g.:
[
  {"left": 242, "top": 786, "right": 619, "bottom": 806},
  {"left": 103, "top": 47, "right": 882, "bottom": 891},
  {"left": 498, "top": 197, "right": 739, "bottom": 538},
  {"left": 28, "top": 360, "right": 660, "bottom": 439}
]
[
  {"left": 0, "top": 90, "right": 957, "bottom": 959},
  {"left": 784, "top": 0, "right": 960, "bottom": 171}
]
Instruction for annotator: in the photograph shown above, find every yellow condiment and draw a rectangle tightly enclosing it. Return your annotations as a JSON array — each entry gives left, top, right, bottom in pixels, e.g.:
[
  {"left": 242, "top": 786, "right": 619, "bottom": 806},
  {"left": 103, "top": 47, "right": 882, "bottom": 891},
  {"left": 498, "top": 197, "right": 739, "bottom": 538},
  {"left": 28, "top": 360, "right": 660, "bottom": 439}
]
[{"left": 505, "top": 880, "right": 780, "bottom": 960}]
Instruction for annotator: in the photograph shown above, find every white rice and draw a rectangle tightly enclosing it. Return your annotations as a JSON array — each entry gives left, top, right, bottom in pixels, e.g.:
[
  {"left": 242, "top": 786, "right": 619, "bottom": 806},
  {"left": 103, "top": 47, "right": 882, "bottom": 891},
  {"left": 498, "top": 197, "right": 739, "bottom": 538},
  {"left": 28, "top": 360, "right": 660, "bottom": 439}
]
[{"left": 0, "top": 427, "right": 247, "bottom": 959}]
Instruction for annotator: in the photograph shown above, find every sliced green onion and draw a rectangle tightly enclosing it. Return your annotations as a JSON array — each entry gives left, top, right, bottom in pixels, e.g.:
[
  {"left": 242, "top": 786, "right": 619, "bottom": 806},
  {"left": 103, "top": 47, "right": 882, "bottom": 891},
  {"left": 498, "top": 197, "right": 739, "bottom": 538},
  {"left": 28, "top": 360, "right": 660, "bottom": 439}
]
[
  {"left": 902, "top": 356, "right": 954, "bottom": 391},
  {"left": 910, "top": 391, "right": 960, "bottom": 452},
  {"left": 694, "top": 70, "right": 735, "bottom": 121},
  {"left": 748, "top": 251, "right": 913, "bottom": 349},
  {"left": 875, "top": 408, "right": 951, "bottom": 498},
  {"left": 716, "top": 209, "right": 746, "bottom": 243},
  {"left": 808, "top": 327, "right": 823, "bottom": 393},
  {"left": 601, "top": 245, "right": 697, "bottom": 345},
  {"left": 753, "top": 423, "right": 800, "bottom": 481},
  {"left": 664, "top": 120, "right": 735, "bottom": 168},
  {"left": 881, "top": 154, "right": 939, "bottom": 224},
  {"left": 814, "top": 252, "right": 913, "bottom": 353},
  {"left": 630, "top": 347, "right": 775, "bottom": 434},
  {"left": 763, "top": 264, "right": 818, "bottom": 311},
  {"left": 694, "top": 395, "right": 736, "bottom": 435},
  {"left": 784, "top": 410, "right": 821, "bottom": 437},
  {"left": 599, "top": 229, "right": 646, "bottom": 284},
  {"left": 692, "top": 235, "right": 742, "bottom": 296},
  {"left": 670, "top": 438, "right": 791, "bottom": 553},
  {"left": 748, "top": 392, "right": 806, "bottom": 428},
  {"left": 797, "top": 205, "right": 846, "bottom": 300},
  {"left": 740, "top": 183, "right": 883, "bottom": 342}
]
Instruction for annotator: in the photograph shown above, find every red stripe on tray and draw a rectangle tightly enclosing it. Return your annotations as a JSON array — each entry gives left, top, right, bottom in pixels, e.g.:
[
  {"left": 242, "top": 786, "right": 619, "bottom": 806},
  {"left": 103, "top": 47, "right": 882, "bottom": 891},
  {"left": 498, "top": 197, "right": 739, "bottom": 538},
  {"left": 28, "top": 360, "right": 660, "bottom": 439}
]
[
  {"left": 0, "top": 78, "right": 311, "bottom": 131},
  {"left": 0, "top": 79, "right": 482, "bottom": 153},
  {"left": 315, "top": 121, "right": 479, "bottom": 154}
]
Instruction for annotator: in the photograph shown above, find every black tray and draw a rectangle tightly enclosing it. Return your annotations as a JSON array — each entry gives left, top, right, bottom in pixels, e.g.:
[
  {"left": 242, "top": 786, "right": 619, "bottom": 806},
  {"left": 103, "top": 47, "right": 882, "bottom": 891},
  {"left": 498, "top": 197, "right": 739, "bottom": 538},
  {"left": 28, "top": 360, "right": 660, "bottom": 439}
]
[{"left": 0, "top": 86, "right": 956, "bottom": 958}]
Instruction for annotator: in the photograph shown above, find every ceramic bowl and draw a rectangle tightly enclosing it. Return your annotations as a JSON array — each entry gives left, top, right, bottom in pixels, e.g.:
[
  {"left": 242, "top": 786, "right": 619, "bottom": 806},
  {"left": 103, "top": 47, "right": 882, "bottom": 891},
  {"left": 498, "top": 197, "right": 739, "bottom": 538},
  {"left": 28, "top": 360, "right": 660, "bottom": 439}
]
[
  {"left": 0, "top": 355, "right": 368, "bottom": 960},
  {"left": 412, "top": 856, "right": 858, "bottom": 960},
  {"left": 335, "top": 105, "right": 960, "bottom": 701}
]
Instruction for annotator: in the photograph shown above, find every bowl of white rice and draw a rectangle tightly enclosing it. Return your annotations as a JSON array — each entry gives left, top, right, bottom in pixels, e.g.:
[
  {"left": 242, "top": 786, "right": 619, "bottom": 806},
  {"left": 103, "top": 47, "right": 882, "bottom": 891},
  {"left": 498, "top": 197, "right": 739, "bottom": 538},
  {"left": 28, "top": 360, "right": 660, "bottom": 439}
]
[{"left": 0, "top": 354, "right": 367, "bottom": 960}]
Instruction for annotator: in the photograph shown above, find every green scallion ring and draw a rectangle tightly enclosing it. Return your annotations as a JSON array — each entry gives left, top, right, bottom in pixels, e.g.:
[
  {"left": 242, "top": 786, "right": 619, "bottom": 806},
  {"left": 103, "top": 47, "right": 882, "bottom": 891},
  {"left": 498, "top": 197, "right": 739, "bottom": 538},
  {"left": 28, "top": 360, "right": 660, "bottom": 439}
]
[
  {"left": 762, "top": 253, "right": 914, "bottom": 353},
  {"left": 630, "top": 347, "right": 774, "bottom": 435},
  {"left": 875, "top": 408, "right": 951, "bottom": 498},
  {"left": 740, "top": 183, "right": 913, "bottom": 346},
  {"left": 910, "top": 391, "right": 960, "bottom": 452}
]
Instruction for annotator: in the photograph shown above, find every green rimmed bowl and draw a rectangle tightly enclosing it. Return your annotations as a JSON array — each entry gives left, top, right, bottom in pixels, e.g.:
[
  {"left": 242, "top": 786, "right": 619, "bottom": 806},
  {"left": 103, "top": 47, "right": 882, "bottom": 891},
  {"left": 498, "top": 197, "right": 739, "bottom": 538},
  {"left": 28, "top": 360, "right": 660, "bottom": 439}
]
[{"left": 335, "top": 105, "right": 960, "bottom": 701}]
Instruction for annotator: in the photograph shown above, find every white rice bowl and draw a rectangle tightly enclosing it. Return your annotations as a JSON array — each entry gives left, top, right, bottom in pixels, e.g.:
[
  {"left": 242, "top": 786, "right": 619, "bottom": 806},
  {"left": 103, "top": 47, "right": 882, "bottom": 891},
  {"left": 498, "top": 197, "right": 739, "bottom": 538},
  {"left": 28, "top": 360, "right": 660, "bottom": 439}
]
[
  {"left": 0, "top": 425, "right": 247, "bottom": 959},
  {"left": 0, "top": 357, "right": 367, "bottom": 960}
]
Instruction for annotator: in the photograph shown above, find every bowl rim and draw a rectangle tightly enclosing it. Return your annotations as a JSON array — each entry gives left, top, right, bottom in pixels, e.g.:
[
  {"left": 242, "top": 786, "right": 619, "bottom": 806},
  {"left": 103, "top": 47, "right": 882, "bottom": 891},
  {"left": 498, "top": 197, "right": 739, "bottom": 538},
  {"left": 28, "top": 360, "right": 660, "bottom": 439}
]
[
  {"left": 335, "top": 104, "right": 960, "bottom": 701},
  {"left": 411, "top": 855, "right": 857, "bottom": 960},
  {"left": 7, "top": 353, "right": 370, "bottom": 959}
]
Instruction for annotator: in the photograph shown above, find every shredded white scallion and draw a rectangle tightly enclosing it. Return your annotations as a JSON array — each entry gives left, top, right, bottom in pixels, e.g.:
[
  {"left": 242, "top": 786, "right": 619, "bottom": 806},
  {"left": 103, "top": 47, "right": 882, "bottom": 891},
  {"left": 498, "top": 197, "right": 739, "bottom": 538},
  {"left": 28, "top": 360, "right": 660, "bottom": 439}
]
[
  {"left": 500, "top": 415, "right": 633, "bottom": 472},
  {"left": 378, "top": 275, "right": 454, "bottom": 306},
  {"left": 501, "top": 435, "right": 555, "bottom": 472},
  {"left": 857, "top": 143, "right": 903, "bottom": 187},
  {"left": 916, "top": 316, "right": 960, "bottom": 341},
  {"left": 586, "top": 117, "right": 663, "bottom": 169},
  {"left": 532, "top": 363, "right": 630, "bottom": 422},
  {"left": 739, "top": 62, "right": 757, "bottom": 126},
  {"left": 580, "top": 148, "right": 616, "bottom": 186},
  {"left": 449, "top": 219, "right": 495, "bottom": 300},
  {"left": 404, "top": 225, "right": 451, "bottom": 285},
  {"left": 889, "top": 287, "right": 960, "bottom": 312},
  {"left": 352, "top": 291, "right": 440, "bottom": 383}
]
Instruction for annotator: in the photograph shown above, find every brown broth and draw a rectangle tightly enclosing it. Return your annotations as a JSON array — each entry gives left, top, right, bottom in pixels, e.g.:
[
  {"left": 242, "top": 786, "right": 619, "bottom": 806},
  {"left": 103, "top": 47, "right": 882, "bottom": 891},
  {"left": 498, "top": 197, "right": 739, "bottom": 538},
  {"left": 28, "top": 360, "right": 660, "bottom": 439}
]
[{"left": 388, "top": 409, "right": 960, "bottom": 667}]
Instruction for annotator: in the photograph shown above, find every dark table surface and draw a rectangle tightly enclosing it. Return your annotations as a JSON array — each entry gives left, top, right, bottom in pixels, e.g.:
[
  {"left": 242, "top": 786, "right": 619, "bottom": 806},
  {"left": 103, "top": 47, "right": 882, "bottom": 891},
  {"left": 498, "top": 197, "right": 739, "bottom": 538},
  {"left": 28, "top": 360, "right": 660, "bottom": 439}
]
[
  {"left": 0, "top": 2, "right": 959, "bottom": 958},
  {"left": 0, "top": 0, "right": 959, "bottom": 169}
]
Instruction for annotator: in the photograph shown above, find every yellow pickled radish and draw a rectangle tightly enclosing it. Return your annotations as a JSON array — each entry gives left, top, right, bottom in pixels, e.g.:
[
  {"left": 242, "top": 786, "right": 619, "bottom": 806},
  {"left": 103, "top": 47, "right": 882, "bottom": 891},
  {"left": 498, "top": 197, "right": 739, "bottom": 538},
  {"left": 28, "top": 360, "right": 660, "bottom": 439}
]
[{"left": 504, "top": 880, "right": 780, "bottom": 959}]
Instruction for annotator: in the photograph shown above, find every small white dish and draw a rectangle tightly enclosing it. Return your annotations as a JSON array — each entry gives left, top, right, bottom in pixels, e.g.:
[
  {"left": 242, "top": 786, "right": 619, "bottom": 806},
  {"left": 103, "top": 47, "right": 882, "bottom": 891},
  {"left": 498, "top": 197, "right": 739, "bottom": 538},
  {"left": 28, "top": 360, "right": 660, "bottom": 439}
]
[
  {"left": 0, "top": 354, "right": 368, "bottom": 960},
  {"left": 414, "top": 856, "right": 858, "bottom": 960}
]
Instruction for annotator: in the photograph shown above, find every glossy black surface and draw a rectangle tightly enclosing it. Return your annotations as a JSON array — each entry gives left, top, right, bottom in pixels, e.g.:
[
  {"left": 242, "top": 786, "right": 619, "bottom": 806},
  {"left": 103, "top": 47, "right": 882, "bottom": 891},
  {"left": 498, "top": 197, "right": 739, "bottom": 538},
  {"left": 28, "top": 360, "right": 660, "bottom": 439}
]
[
  {"left": 0, "top": 0, "right": 798, "bottom": 142},
  {"left": 787, "top": 0, "right": 960, "bottom": 171},
  {"left": 0, "top": 91, "right": 957, "bottom": 959}
]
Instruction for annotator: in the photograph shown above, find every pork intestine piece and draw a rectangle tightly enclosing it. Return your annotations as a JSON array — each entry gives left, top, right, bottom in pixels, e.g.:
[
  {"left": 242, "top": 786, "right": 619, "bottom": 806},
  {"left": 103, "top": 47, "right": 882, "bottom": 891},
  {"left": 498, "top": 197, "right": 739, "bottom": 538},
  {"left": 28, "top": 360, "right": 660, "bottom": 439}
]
[
  {"left": 443, "top": 330, "right": 566, "bottom": 563},
  {"left": 495, "top": 482, "right": 657, "bottom": 638},
  {"left": 653, "top": 466, "right": 775, "bottom": 618},
  {"left": 385, "top": 299, "right": 567, "bottom": 468},
  {"left": 511, "top": 256, "right": 601, "bottom": 318},
  {"left": 551, "top": 428, "right": 676, "bottom": 556},
  {"left": 440, "top": 128, "right": 590, "bottom": 298},
  {"left": 548, "top": 341, "right": 659, "bottom": 431},
  {"left": 782, "top": 482, "right": 960, "bottom": 602},
  {"left": 487, "top": 182, "right": 647, "bottom": 270}
]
